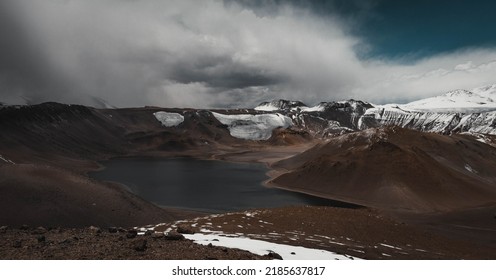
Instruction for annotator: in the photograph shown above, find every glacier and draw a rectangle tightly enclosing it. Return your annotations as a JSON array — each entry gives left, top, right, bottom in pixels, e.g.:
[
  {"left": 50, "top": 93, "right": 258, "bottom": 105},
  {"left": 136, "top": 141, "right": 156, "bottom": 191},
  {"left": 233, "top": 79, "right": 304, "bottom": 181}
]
[
  {"left": 153, "top": 111, "right": 184, "bottom": 127},
  {"left": 212, "top": 112, "right": 293, "bottom": 140}
]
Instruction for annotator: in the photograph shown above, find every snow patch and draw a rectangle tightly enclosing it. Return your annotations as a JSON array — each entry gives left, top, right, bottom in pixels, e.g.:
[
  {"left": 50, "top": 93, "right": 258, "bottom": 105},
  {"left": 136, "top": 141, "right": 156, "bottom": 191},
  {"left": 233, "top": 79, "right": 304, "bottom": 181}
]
[
  {"left": 244, "top": 211, "right": 260, "bottom": 217},
  {"left": 185, "top": 233, "right": 357, "bottom": 260},
  {"left": 379, "top": 243, "right": 402, "bottom": 250},
  {"left": 301, "top": 104, "right": 325, "bottom": 112},
  {"left": 212, "top": 112, "right": 292, "bottom": 140},
  {"left": 0, "top": 155, "right": 15, "bottom": 164},
  {"left": 254, "top": 100, "right": 306, "bottom": 111},
  {"left": 153, "top": 111, "right": 184, "bottom": 127},
  {"left": 254, "top": 104, "right": 280, "bottom": 111},
  {"left": 464, "top": 164, "right": 477, "bottom": 173}
]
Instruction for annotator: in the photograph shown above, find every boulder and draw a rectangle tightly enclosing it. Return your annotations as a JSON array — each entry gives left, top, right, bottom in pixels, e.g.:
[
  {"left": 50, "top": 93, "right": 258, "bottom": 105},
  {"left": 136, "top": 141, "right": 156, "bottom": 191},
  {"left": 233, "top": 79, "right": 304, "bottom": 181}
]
[
  {"left": 151, "top": 232, "right": 164, "bottom": 239},
  {"left": 164, "top": 231, "right": 185, "bottom": 241},
  {"left": 266, "top": 251, "right": 283, "bottom": 260},
  {"left": 176, "top": 226, "right": 195, "bottom": 234},
  {"left": 126, "top": 230, "right": 138, "bottom": 239}
]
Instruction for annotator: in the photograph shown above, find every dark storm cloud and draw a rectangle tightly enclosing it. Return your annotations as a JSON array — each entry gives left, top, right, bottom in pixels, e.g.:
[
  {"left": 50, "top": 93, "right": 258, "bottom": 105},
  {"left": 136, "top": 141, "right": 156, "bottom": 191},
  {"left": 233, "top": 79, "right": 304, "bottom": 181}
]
[
  {"left": 0, "top": 0, "right": 297, "bottom": 107},
  {"left": 0, "top": 1, "right": 59, "bottom": 104},
  {"left": 1, "top": 0, "right": 496, "bottom": 108},
  {"left": 168, "top": 58, "right": 285, "bottom": 89}
]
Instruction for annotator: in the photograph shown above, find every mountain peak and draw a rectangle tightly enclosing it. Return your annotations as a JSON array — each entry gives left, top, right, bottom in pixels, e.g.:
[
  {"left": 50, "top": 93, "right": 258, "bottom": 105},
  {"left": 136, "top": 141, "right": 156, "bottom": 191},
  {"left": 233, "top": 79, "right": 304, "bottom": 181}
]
[
  {"left": 400, "top": 87, "right": 496, "bottom": 112},
  {"left": 444, "top": 89, "right": 474, "bottom": 98},
  {"left": 472, "top": 84, "right": 496, "bottom": 97},
  {"left": 254, "top": 99, "right": 307, "bottom": 111}
]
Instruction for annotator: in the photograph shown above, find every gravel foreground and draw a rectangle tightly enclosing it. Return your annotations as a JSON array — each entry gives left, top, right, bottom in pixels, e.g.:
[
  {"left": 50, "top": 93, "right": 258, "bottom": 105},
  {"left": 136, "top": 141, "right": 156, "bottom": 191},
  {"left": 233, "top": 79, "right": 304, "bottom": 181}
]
[
  {"left": 1, "top": 206, "right": 495, "bottom": 260},
  {"left": 0, "top": 225, "right": 271, "bottom": 260}
]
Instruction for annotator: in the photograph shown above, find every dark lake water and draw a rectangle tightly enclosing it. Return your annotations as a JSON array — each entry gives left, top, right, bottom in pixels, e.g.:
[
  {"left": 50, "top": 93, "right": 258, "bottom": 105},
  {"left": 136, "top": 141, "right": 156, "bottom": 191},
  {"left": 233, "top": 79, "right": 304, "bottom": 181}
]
[{"left": 89, "top": 157, "right": 357, "bottom": 213}]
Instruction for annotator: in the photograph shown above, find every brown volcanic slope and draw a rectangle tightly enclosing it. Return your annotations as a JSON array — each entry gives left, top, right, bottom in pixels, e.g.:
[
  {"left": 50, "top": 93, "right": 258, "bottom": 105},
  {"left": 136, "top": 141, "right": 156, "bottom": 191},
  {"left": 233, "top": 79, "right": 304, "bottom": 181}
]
[
  {"left": 270, "top": 127, "right": 496, "bottom": 213},
  {"left": 0, "top": 103, "right": 233, "bottom": 166},
  {"left": 0, "top": 103, "right": 235, "bottom": 227},
  {"left": 0, "top": 103, "right": 306, "bottom": 227},
  {"left": 0, "top": 164, "right": 184, "bottom": 228},
  {"left": 159, "top": 206, "right": 496, "bottom": 259},
  {"left": 0, "top": 103, "right": 304, "bottom": 166}
]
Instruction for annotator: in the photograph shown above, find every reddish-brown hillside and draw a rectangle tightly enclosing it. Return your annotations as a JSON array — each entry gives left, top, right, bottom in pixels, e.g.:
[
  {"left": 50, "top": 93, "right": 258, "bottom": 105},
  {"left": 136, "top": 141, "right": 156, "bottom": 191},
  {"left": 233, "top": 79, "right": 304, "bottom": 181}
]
[
  {"left": 270, "top": 127, "right": 496, "bottom": 212},
  {"left": 0, "top": 164, "right": 184, "bottom": 227}
]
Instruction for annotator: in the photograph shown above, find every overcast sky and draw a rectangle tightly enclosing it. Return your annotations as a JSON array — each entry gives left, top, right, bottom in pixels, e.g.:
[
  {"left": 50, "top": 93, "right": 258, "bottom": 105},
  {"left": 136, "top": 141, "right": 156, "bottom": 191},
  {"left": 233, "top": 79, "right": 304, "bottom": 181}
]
[{"left": 1, "top": 0, "right": 496, "bottom": 108}]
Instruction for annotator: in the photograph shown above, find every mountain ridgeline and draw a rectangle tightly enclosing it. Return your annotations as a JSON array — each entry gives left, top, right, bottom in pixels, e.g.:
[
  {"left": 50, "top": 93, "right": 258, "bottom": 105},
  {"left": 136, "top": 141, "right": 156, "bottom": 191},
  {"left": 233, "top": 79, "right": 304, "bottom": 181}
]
[
  {"left": 2, "top": 86, "right": 496, "bottom": 160},
  {"left": 253, "top": 93, "right": 496, "bottom": 137}
]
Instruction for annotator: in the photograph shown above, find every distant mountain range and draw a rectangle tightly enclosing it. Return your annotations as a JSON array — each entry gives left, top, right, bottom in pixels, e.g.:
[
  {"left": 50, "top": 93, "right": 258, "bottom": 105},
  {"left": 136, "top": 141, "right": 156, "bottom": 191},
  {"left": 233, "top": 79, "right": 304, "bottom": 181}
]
[
  {"left": 252, "top": 84, "right": 496, "bottom": 137},
  {"left": 2, "top": 85, "right": 496, "bottom": 141}
]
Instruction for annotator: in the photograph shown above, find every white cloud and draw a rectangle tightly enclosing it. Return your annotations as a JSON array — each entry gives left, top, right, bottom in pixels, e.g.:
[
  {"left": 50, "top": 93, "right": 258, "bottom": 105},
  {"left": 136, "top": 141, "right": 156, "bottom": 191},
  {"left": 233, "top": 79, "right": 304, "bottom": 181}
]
[
  {"left": 358, "top": 50, "right": 496, "bottom": 103},
  {"left": 454, "top": 61, "right": 476, "bottom": 71},
  {"left": 2, "top": 0, "right": 496, "bottom": 107}
]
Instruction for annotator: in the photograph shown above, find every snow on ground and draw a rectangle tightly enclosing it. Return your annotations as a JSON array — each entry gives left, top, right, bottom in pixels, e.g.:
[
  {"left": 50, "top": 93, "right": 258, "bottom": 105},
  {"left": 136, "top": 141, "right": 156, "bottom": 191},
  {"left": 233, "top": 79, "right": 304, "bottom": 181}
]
[
  {"left": 402, "top": 89, "right": 496, "bottom": 112},
  {"left": 370, "top": 87, "right": 496, "bottom": 113},
  {"left": 0, "top": 154, "right": 15, "bottom": 164},
  {"left": 365, "top": 85, "right": 496, "bottom": 115},
  {"left": 360, "top": 103, "right": 496, "bottom": 135},
  {"left": 153, "top": 111, "right": 184, "bottom": 127},
  {"left": 254, "top": 100, "right": 306, "bottom": 111},
  {"left": 141, "top": 211, "right": 361, "bottom": 260},
  {"left": 212, "top": 112, "right": 292, "bottom": 140},
  {"left": 184, "top": 233, "right": 357, "bottom": 260},
  {"left": 254, "top": 104, "right": 280, "bottom": 111},
  {"left": 379, "top": 243, "right": 403, "bottom": 250},
  {"left": 301, "top": 104, "right": 326, "bottom": 112},
  {"left": 460, "top": 132, "right": 496, "bottom": 147},
  {"left": 361, "top": 104, "right": 409, "bottom": 119},
  {"left": 464, "top": 164, "right": 477, "bottom": 173},
  {"left": 471, "top": 84, "right": 496, "bottom": 99}
]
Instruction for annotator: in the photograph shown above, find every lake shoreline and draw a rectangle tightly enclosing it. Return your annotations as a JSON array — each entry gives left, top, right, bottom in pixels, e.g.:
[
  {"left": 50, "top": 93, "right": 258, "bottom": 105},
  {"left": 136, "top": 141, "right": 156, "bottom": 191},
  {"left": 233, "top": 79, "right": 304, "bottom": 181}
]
[{"left": 88, "top": 153, "right": 343, "bottom": 213}]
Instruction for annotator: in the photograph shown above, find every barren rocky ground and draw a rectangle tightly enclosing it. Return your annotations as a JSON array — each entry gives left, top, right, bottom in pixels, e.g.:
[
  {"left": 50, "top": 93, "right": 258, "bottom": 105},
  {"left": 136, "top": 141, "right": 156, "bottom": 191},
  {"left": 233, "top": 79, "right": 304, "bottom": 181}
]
[
  {"left": 1, "top": 206, "right": 494, "bottom": 260},
  {"left": 0, "top": 225, "right": 270, "bottom": 260}
]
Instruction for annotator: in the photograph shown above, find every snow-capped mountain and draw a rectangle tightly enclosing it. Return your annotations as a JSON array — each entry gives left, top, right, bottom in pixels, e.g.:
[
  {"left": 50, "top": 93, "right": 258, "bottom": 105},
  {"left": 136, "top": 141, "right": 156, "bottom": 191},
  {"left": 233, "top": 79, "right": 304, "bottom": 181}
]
[
  {"left": 3, "top": 85, "right": 496, "bottom": 145},
  {"left": 252, "top": 99, "right": 374, "bottom": 138},
  {"left": 356, "top": 85, "right": 496, "bottom": 135},
  {"left": 472, "top": 84, "right": 496, "bottom": 98},
  {"left": 249, "top": 85, "right": 496, "bottom": 138},
  {"left": 399, "top": 88, "right": 496, "bottom": 112},
  {"left": 254, "top": 100, "right": 307, "bottom": 111},
  {"left": 358, "top": 106, "right": 496, "bottom": 135}
]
